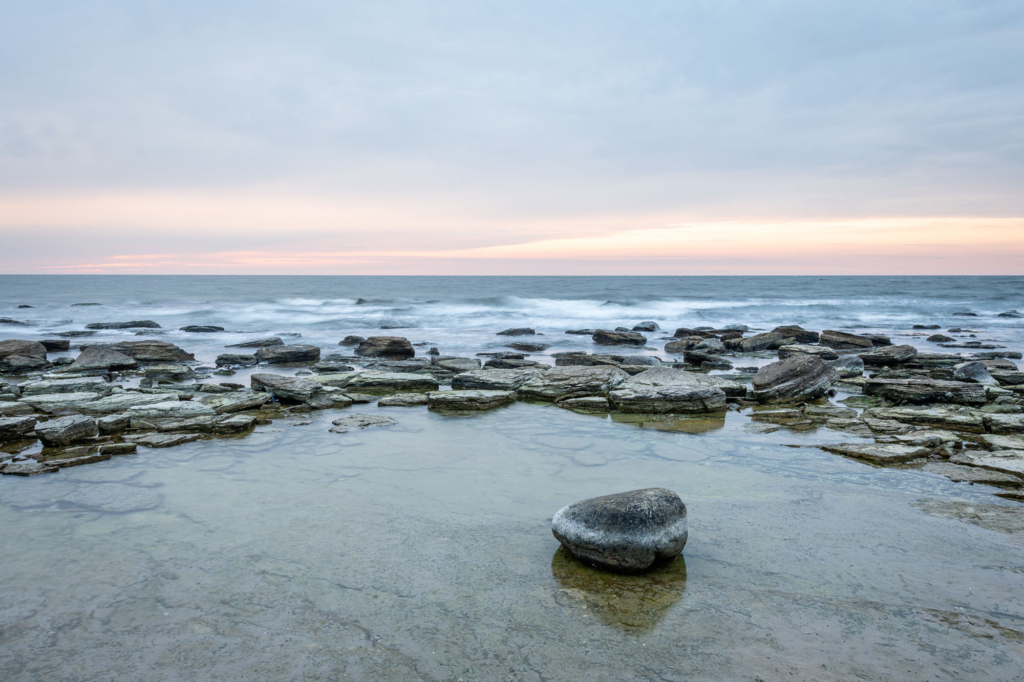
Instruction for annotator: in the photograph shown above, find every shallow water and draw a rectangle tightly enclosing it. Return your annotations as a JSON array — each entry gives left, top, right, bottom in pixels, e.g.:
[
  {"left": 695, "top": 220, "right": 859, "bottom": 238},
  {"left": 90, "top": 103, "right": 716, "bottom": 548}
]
[{"left": 2, "top": 402, "right": 1023, "bottom": 680}]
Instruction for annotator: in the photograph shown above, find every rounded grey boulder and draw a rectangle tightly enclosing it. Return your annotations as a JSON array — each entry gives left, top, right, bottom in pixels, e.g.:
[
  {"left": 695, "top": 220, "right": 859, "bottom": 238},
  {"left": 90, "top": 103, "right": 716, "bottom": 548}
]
[{"left": 552, "top": 488, "right": 688, "bottom": 572}]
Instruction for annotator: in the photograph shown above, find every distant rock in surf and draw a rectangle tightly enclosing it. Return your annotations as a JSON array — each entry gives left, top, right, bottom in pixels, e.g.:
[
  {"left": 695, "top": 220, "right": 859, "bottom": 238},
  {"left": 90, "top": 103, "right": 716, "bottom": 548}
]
[
  {"left": 354, "top": 336, "right": 415, "bottom": 359},
  {"left": 180, "top": 325, "right": 225, "bottom": 333},
  {"left": 497, "top": 327, "right": 535, "bottom": 336},
  {"left": 85, "top": 320, "right": 161, "bottom": 330}
]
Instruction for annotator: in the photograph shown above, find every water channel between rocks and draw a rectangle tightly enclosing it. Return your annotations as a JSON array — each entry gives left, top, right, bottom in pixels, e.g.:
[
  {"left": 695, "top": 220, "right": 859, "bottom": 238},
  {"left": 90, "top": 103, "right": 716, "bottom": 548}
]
[{"left": 1, "top": 401, "right": 1023, "bottom": 681}]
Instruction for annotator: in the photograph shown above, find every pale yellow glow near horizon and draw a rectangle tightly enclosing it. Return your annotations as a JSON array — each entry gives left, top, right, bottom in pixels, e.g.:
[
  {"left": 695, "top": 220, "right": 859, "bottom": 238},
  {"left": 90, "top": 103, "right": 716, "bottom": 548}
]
[{"left": 0, "top": 191, "right": 1021, "bottom": 274}]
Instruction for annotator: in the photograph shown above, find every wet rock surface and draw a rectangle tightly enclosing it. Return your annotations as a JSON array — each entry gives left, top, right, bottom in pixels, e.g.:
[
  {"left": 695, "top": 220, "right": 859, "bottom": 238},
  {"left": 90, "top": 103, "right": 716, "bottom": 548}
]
[
  {"left": 35, "top": 415, "right": 98, "bottom": 446},
  {"left": 254, "top": 344, "right": 321, "bottom": 364},
  {"left": 427, "top": 389, "right": 516, "bottom": 411},
  {"left": 607, "top": 367, "right": 727, "bottom": 414},
  {"left": 329, "top": 413, "right": 398, "bottom": 433},
  {"left": 592, "top": 330, "right": 647, "bottom": 346},
  {"left": 518, "top": 365, "right": 628, "bottom": 401},
  {"left": 552, "top": 488, "right": 688, "bottom": 572},
  {"left": 752, "top": 356, "right": 838, "bottom": 404},
  {"left": 354, "top": 336, "right": 415, "bottom": 359}
]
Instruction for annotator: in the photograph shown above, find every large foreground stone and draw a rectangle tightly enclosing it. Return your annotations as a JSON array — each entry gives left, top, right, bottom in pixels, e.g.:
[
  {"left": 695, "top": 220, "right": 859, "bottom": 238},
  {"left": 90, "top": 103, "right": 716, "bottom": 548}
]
[
  {"left": 0, "top": 340, "right": 47, "bottom": 360},
  {"left": 427, "top": 390, "right": 516, "bottom": 411},
  {"left": 518, "top": 366, "right": 628, "bottom": 401},
  {"left": 68, "top": 346, "right": 138, "bottom": 372},
  {"left": 551, "top": 488, "right": 688, "bottom": 572},
  {"left": 607, "top": 367, "right": 727, "bottom": 414},
  {"left": 254, "top": 344, "right": 321, "bottom": 364},
  {"left": 863, "top": 377, "right": 987, "bottom": 406},
  {"left": 0, "top": 416, "right": 37, "bottom": 442},
  {"left": 35, "top": 415, "right": 98, "bottom": 446},
  {"left": 18, "top": 392, "right": 101, "bottom": 414},
  {"left": 752, "top": 356, "right": 838, "bottom": 404},
  {"left": 354, "top": 336, "right": 415, "bottom": 359}
]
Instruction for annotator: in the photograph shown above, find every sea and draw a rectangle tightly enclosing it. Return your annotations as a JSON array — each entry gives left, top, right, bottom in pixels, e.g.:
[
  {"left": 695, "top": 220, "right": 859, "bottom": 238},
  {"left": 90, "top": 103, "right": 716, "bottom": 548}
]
[{"left": 2, "top": 275, "right": 1022, "bottom": 363}]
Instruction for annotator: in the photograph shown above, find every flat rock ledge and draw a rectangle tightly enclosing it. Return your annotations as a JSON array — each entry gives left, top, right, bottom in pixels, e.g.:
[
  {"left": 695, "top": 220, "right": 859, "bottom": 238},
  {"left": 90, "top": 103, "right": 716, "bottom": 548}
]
[
  {"left": 551, "top": 488, "right": 688, "bottom": 572},
  {"left": 427, "top": 390, "right": 516, "bottom": 411},
  {"left": 329, "top": 414, "right": 398, "bottom": 434},
  {"left": 607, "top": 367, "right": 728, "bottom": 414}
]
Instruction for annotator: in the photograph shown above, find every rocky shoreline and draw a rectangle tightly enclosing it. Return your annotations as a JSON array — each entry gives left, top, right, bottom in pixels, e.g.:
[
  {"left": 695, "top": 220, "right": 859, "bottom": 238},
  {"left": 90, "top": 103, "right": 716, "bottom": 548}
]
[{"left": 2, "top": 320, "right": 1023, "bottom": 507}]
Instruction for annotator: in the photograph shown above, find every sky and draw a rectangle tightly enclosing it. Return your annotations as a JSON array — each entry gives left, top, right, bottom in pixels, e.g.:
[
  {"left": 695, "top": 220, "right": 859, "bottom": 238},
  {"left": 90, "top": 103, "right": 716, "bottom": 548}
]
[{"left": 1, "top": 0, "right": 1022, "bottom": 275}]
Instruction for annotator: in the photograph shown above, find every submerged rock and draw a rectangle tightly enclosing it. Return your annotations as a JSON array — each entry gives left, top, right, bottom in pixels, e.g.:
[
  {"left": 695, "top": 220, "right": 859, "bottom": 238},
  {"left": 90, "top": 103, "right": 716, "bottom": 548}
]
[
  {"left": 355, "top": 336, "right": 415, "bottom": 359},
  {"left": 2, "top": 460, "right": 58, "bottom": 476},
  {"left": 427, "top": 389, "right": 516, "bottom": 411},
  {"left": 551, "top": 488, "right": 688, "bottom": 572},
  {"left": 518, "top": 366, "right": 628, "bottom": 401},
  {"left": 329, "top": 414, "right": 398, "bottom": 433},
  {"left": 607, "top": 367, "right": 728, "bottom": 414},
  {"left": 227, "top": 337, "right": 284, "bottom": 348},
  {"left": 35, "top": 415, "right": 98, "bottom": 446},
  {"left": 592, "top": 330, "right": 647, "bottom": 346},
  {"left": 752, "top": 356, "right": 838, "bottom": 404},
  {"left": 180, "top": 325, "right": 224, "bottom": 333},
  {"left": 61, "top": 483, "right": 163, "bottom": 512},
  {"left": 254, "top": 344, "right": 321, "bottom": 364}
]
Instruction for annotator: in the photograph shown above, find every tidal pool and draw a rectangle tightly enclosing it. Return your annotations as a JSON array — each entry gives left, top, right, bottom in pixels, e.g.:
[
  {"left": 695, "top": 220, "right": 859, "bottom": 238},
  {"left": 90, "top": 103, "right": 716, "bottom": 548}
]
[{"left": 1, "top": 403, "right": 1022, "bottom": 680}]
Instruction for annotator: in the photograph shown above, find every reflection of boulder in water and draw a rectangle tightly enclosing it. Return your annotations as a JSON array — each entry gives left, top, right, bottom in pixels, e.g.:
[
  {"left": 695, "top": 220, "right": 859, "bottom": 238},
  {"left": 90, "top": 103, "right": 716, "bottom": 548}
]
[
  {"left": 610, "top": 412, "right": 725, "bottom": 434},
  {"left": 551, "top": 547, "right": 686, "bottom": 630}
]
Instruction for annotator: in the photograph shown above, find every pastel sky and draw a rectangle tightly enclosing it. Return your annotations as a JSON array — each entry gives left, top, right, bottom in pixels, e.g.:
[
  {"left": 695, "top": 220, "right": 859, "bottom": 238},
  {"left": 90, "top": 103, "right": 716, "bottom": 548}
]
[{"left": 2, "top": 1, "right": 1022, "bottom": 275}]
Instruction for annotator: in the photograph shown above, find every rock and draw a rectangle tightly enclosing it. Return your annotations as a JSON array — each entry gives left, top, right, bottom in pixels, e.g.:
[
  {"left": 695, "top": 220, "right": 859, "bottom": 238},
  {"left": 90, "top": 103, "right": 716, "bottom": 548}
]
[
  {"left": 344, "top": 372, "right": 440, "bottom": 392},
  {"left": 928, "top": 334, "right": 955, "bottom": 343},
  {"left": 736, "top": 325, "right": 819, "bottom": 352},
  {"left": 378, "top": 393, "right": 429, "bottom": 407},
  {"left": 859, "top": 345, "right": 918, "bottom": 366},
  {"left": 144, "top": 364, "right": 195, "bottom": 383},
  {"left": 607, "top": 367, "right": 728, "bottom": 414},
  {"left": 922, "top": 462, "right": 1022, "bottom": 487},
  {"left": 863, "top": 406, "right": 985, "bottom": 432},
  {"left": 803, "top": 404, "right": 858, "bottom": 421},
  {"left": 354, "top": 336, "right": 415, "bottom": 359},
  {"left": 339, "top": 335, "right": 366, "bottom": 346},
  {"left": 483, "top": 358, "right": 540, "bottom": 369},
  {"left": 551, "top": 488, "right": 688, "bottom": 572},
  {"left": 998, "top": 310, "right": 1023, "bottom": 318},
  {"left": 2, "top": 460, "right": 58, "bottom": 476},
  {"left": 952, "top": 312, "right": 977, "bottom": 317},
  {"left": 0, "top": 401, "right": 35, "bottom": 417},
  {"left": 254, "top": 344, "right": 321, "bottom": 364},
  {"left": 427, "top": 390, "right": 516, "bottom": 411},
  {"left": 20, "top": 376, "right": 112, "bottom": 395},
  {"left": 507, "top": 342, "right": 550, "bottom": 352},
  {"left": 197, "top": 390, "right": 270, "bottom": 414},
  {"left": 752, "top": 356, "right": 838, "bottom": 404},
  {"left": 103, "top": 341, "right": 194, "bottom": 363},
  {"left": 432, "top": 357, "right": 482, "bottom": 373},
  {"left": 451, "top": 368, "right": 548, "bottom": 391},
  {"left": 820, "top": 330, "right": 874, "bottom": 349},
  {"left": 125, "top": 433, "right": 203, "bottom": 448},
  {"left": 85, "top": 320, "right": 161, "bottom": 329},
  {"left": 820, "top": 443, "right": 932, "bottom": 464},
  {"left": 216, "top": 353, "right": 257, "bottom": 367},
  {"left": 68, "top": 346, "right": 138, "bottom": 371},
  {"left": 312, "top": 361, "right": 355, "bottom": 373},
  {"left": 309, "top": 372, "right": 359, "bottom": 388},
  {"left": 914, "top": 324, "right": 941, "bottom": 330},
  {"left": 100, "top": 442, "right": 138, "bottom": 455},
  {"left": 128, "top": 401, "right": 216, "bottom": 419},
  {"left": 990, "top": 370, "right": 1024, "bottom": 386},
  {"left": 97, "top": 414, "right": 131, "bottom": 434},
  {"left": 632, "top": 321, "right": 659, "bottom": 332},
  {"left": 863, "top": 377, "right": 987, "bottom": 406},
  {"left": 953, "top": 361, "right": 998, "bottom": 385},
  {"left": 983, "top": 414, "right": 1024, "bottom": 434},
  {"left": 80, "top": 393, "right": 183, "bottom": 416},
  {"left": 366, "top": 359, "right": 430, "bottom": 372},
  {"left": 592, "top": 330, "right": 647, "bottom": 346},
  {"left": 0, "top": 339, "right": 47, "bottom": 360},
  {"left": 35, "top": 415, "right": 98, "bottom": 446},
  {"left": 0, "top": 415, "right": 37, "bottom": 441},
  {"left": 565, "top": 329, "right": 598, "bottom": 335},
  {"left": 39, "top": 339, "right": 71, "bottom": 352},
  {"left": 497, "top": 328, "right": 535, "bottom": 336},
  {"left": 557, "top": 396, "right": 612, "bottom": 413},
  {"left": 329, "top": 414, "right": 398, "bottom": 433},
  {"left": 250, "top": 373, "right": 324, "bottom": 402},
  {"left": 976, "top": 434, "right": 1024, "bottom": 450},
  {"left": 778, "top": 345, "right": 839, "bottom": 361},
  {"left": 664, "top": 337, "right": 704, "bottom": 354},
  {"left": 950, "top": 451, "right": 1024, "bottom": 478},
  {"left": 0, "top": 318, "right": 26, "bottom": 325},
  {"left": 518, "top": 366, "right": 629, "bottom": 401},
  {"left": 180, "top": 325, "right": 224, "bottom": 332},
  {"left": 227, "top": 337, "right": 284, "bottom": 348},
  {"left": 693, "top": 337, "right": 725, "bottom": 354}
]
